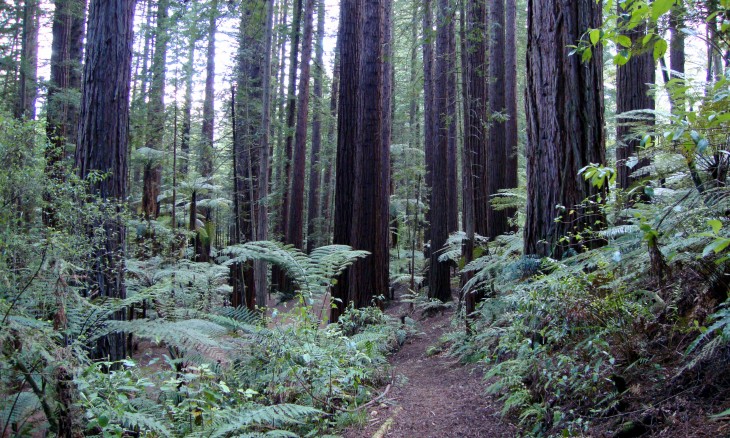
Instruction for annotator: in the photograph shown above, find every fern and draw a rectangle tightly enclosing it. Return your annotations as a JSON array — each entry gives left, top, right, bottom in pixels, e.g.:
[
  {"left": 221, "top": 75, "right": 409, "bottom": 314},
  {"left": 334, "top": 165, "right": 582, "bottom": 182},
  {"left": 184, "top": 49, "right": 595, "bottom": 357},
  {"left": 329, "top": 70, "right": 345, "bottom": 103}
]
[{"left": 209, "top": 404, "right": 322, "bottom": 438}]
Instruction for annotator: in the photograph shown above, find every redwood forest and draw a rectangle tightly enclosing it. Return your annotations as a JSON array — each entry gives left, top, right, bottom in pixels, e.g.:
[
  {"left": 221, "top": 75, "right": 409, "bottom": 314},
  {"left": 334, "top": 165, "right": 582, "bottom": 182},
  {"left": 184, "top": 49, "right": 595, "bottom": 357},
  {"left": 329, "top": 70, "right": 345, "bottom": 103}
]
[{"left": 2, "top": 0, "right": 730, "bottom": 436}]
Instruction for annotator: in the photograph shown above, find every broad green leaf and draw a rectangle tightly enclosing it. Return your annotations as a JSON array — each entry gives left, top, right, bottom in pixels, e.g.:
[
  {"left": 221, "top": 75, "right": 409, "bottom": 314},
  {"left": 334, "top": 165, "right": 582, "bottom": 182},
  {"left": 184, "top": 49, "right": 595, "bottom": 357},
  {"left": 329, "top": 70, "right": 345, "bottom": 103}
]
[
  {"left": 590, "top": 29, "right": 600, "bottom": 45},
  {"left": 615, "top": 35, "right": 632, "bottom": 48},
  {"left": 653, "top": 39, "right": 668, "bottom": 60},
  {"left": 651, "top": 0, "right": 674, "bottom": 22},
  {"left": 703, "top": 238, "right": 730, "bottom": 257},
  {"left": 709, "top": 219, "right": 723, "bottom": 234}
]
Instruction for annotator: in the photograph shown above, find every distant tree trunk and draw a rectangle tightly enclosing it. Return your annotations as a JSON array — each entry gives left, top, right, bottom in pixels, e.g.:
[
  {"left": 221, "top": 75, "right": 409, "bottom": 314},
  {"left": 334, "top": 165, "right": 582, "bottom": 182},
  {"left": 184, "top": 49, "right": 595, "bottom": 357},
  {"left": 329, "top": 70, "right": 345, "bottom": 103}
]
[
  {"left": 321, "top": 42, "right": 340, "bottom": 245},
  {"left": 180, "top": 37, "right": 195, "bottom": 177},
  {"left": 75, "top": 0, "right": 135, "bottom": 361},
  {"left": 422, "top": 0, "right": 435, "bottom": 241},
  {"left": 446, "top": 11, "right": 458, "bottom": 234},
  {"left": 306, "top": 0, "right": 326, "bottom": 253},
  {"left": 255, "top": 0, "right": 275, "bottom": 306},
  {"left": 382, "top": 0, "right": 394, "bottom": 255},
  {"left": 524, "top": 0, "right": 606, "bottom": 258},
  {"left": 45, "top": 0, "right": 87, "bottom": 227},
  {"left": 487, "top": 0, "right": 509, "bottom": 238},
  {"left": 669, "top": 5, "right": 685, "bottom": 107},
  {"left": 15, "top": 0, "right": 39, "bottom": 120},
  {"left": 616, "top": 5, "right": 655, "bottom": 191},
  {"left": 429, "top": 0, "right": 452, "bottom": 302},
  {"left": 349, "top": 0, "right": 388, "bottom": 309},
  {"left": 200, "top": 0, "right": 218, "bottom": 179},
  {"left": 330, "top": 0, "right": 360, "bottom": 322},
  {"left": 278, "top": 0, "right": 303, "bottom": 240},
  {"left": 409, "top": 0, "right": 420, "bottom": 153},
  {"left": 460, "top": 0, "right": 480, "bottom": 321},
  {"left": 141, "top": 0, "right": 169, "bottom": 220},
  {"left": 504, "top": 0, "right": 518, "bottom": 200},
  {"left": 272, "top": 0, "right": 303, "bottom": 292},
  {"left": 287, "top": 0, "right": 316, "bottom": 251},
  {"left": 465, "top": 0, "right": 489, "bottom": 238}
]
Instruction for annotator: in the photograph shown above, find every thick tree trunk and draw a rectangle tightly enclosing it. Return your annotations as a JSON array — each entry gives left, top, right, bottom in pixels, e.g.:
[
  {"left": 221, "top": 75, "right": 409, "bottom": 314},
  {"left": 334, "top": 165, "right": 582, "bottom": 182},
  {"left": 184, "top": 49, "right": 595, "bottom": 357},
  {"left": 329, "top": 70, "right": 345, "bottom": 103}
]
[
  {"left": 75, "top": 0, "right": 135, "bottom": 361},
  {"left": 349, "top": 0, "right": 388, "bottom": 309},
  {"left": 524, "top": 0, "right": 606, "bottom": 258},
  {"left": 330, "top": 0, "right": 360, "bottom": 322},
  {"left": 287, "top": 0, "right": 316, "bottom": 251},
  {"left": 446, "top": 12, "right": 458, "bottom": 234},
  {"left": 429, "top": 0, "right": 452, "bottom": 302},
  {"left": 616, "top": 7, "right": 655, "bottom": 191},
  {"left": 141, "top": 0, "right": 168, "bottom": 220}
]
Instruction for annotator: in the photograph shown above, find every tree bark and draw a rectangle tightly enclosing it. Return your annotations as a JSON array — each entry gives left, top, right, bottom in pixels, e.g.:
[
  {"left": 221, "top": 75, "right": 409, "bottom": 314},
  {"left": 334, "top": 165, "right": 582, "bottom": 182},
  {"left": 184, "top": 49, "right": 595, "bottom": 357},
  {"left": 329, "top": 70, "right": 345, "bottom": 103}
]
[
  {"left": 428, "top": 0, "right": 452, "bottom": 302},
  {"left": 524, "top": 0, "right": 606, "bottom": 259},
  {"left": 330, "top": 0, "right": 360, "bottom": 322},
  {"left": 141, "top": 0, "right": 169, "bottom": 220},
  {"left": 15, "top": 0, "right": 39, "bottom": 120},
  {"left": 486, "top": 0, "right": 509, "bottom": 238},
  {"left": 45, "top": 0, "right": 87, "bottom": 227},
  {"left": 306, "top": 0, "right": 326, "bottom": 253},
  {"left": 287, "top": 0, "right": 316, "bottom": 251},
  {"left": 75, "top": 0, "right": 135, "bottom": 361},
  {"left": 349, "top": 0, "right": 388, "bottom": 309},
  {"left": 504, "top": 0, "right": 518, "bottom": 200},
  {"left": 200, "top": 0, "right": 218, "bottom": 179},
  {"left": 616, "top": 5, "right": 655, "bottom": 191}
]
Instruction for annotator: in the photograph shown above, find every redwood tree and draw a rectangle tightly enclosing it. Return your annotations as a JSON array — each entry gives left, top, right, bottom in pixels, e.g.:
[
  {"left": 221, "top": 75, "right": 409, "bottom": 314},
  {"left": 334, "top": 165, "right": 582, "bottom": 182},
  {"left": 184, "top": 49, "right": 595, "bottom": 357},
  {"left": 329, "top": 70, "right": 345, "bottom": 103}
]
[
  {"left": 524, "top": 0, "right": 606, "bottom": 258},
  {"left": 286, "top": 0, "right": 316, "bottom": 251},
  {"left": 616, "top": 3, "right": 655, "bottom": 191},
  {"left": 428, "top": 0, "right": 452, "bottom": 302},
  {"left": 75, "top": 0, "right": 135, "bottom": 361},
  {"left": 330, "top": 0, "right": 360, "bottom": 321}
]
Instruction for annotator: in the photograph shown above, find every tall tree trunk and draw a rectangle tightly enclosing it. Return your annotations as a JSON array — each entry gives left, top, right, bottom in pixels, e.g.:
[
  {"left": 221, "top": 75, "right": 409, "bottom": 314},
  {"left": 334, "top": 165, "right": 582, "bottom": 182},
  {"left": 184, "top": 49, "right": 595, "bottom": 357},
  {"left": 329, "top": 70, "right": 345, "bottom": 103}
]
[
  {"left": 467, "top": 0, "right": 489, "bottom": 237},
  {"left": 15, "top": 0, "right": 39, "bottom": 120},
  {"left": 504, "top": 0, "right": 518, "bottom": 200},
  {"left": 141, "top": 0, "right": 169, "bottom": 220},
  {"left": 321, "top": 42, "right": 340, "bottom": 245},
  {"left": 272, "top": 0, "right": 303, "bottom": 292},
  {"left": 45, "top": 0, "right": 87, "bottom": 227},
  {"left": 616, "top": 4, "right": 655, "bottom": 191},
  {"left": 306, "top": 0, "right": 326, "bottom": 253},
  {"left": 349, "top": 0, "right": 388, "bottom": 309},
  {"left": 487, "top": 0, "right": 509, "bottom": 238},
  {"left": 278, "top": 0, "right": 303, "bottom": 240},
  {"left": 180, "top": 37, "right": 195, "bottom": 177},
  {"left": 286, "top": 0, "right": 316, "bottom": 251},
  {"left": 383, "top": 0, "right": 394, "bottom": 256},
  {"left": 200, "top": 0, "right": 218, "bottom": 179},
  {"left": 75, "top": 0, "right": 135, "bottom": 361},
  {"left": 669, "top": 4, "right": 685, "bottom": 108},
  {"left": 524, "top": 0, "right": 606, "bottom": 258},
  {"left": 330, "top": 0, "right": 360, "bottom": 322},
  {"left": 429, "top": 0, "right": 452, "bottom": 302},
  {"left": 422, "top": 0, "right": 435, "bottom": 241},
  {"left": 255, "top": 0, "right": 275, "bottom": 307},
  {"left": 446, "top": 11, "right": 458, "bottom": 234}
]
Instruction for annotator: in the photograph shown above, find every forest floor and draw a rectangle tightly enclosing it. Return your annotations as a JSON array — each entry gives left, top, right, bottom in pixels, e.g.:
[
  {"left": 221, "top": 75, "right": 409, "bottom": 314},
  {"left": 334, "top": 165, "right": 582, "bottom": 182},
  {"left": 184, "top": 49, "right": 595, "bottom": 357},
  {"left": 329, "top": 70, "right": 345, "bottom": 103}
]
[{"left": 342, "top": 287, "right": 518, "bottom": 438}]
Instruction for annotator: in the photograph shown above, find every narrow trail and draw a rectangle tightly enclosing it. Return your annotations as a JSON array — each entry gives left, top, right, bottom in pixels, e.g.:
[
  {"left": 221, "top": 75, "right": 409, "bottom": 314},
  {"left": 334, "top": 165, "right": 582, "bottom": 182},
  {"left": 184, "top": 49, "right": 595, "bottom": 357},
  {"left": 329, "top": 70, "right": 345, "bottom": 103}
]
[{"left": 344, "top": 291, "right": 518, "bottom": 438}]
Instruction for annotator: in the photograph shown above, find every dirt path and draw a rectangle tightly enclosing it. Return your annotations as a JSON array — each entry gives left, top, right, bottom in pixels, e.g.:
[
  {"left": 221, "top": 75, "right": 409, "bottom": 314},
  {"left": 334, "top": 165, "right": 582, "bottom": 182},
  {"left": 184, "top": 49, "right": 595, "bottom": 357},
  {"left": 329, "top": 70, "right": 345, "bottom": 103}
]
[{"left": 343, "top": 294, "right": 518, "bottom": 438}]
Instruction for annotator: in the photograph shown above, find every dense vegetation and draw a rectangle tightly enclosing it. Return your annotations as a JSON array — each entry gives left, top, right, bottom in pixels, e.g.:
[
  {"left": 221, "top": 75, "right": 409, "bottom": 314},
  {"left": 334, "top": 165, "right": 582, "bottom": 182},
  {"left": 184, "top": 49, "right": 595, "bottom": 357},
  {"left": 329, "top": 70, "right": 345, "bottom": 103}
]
[{"left": 2, "top": 0, "right": 730, "bottom": 436}]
